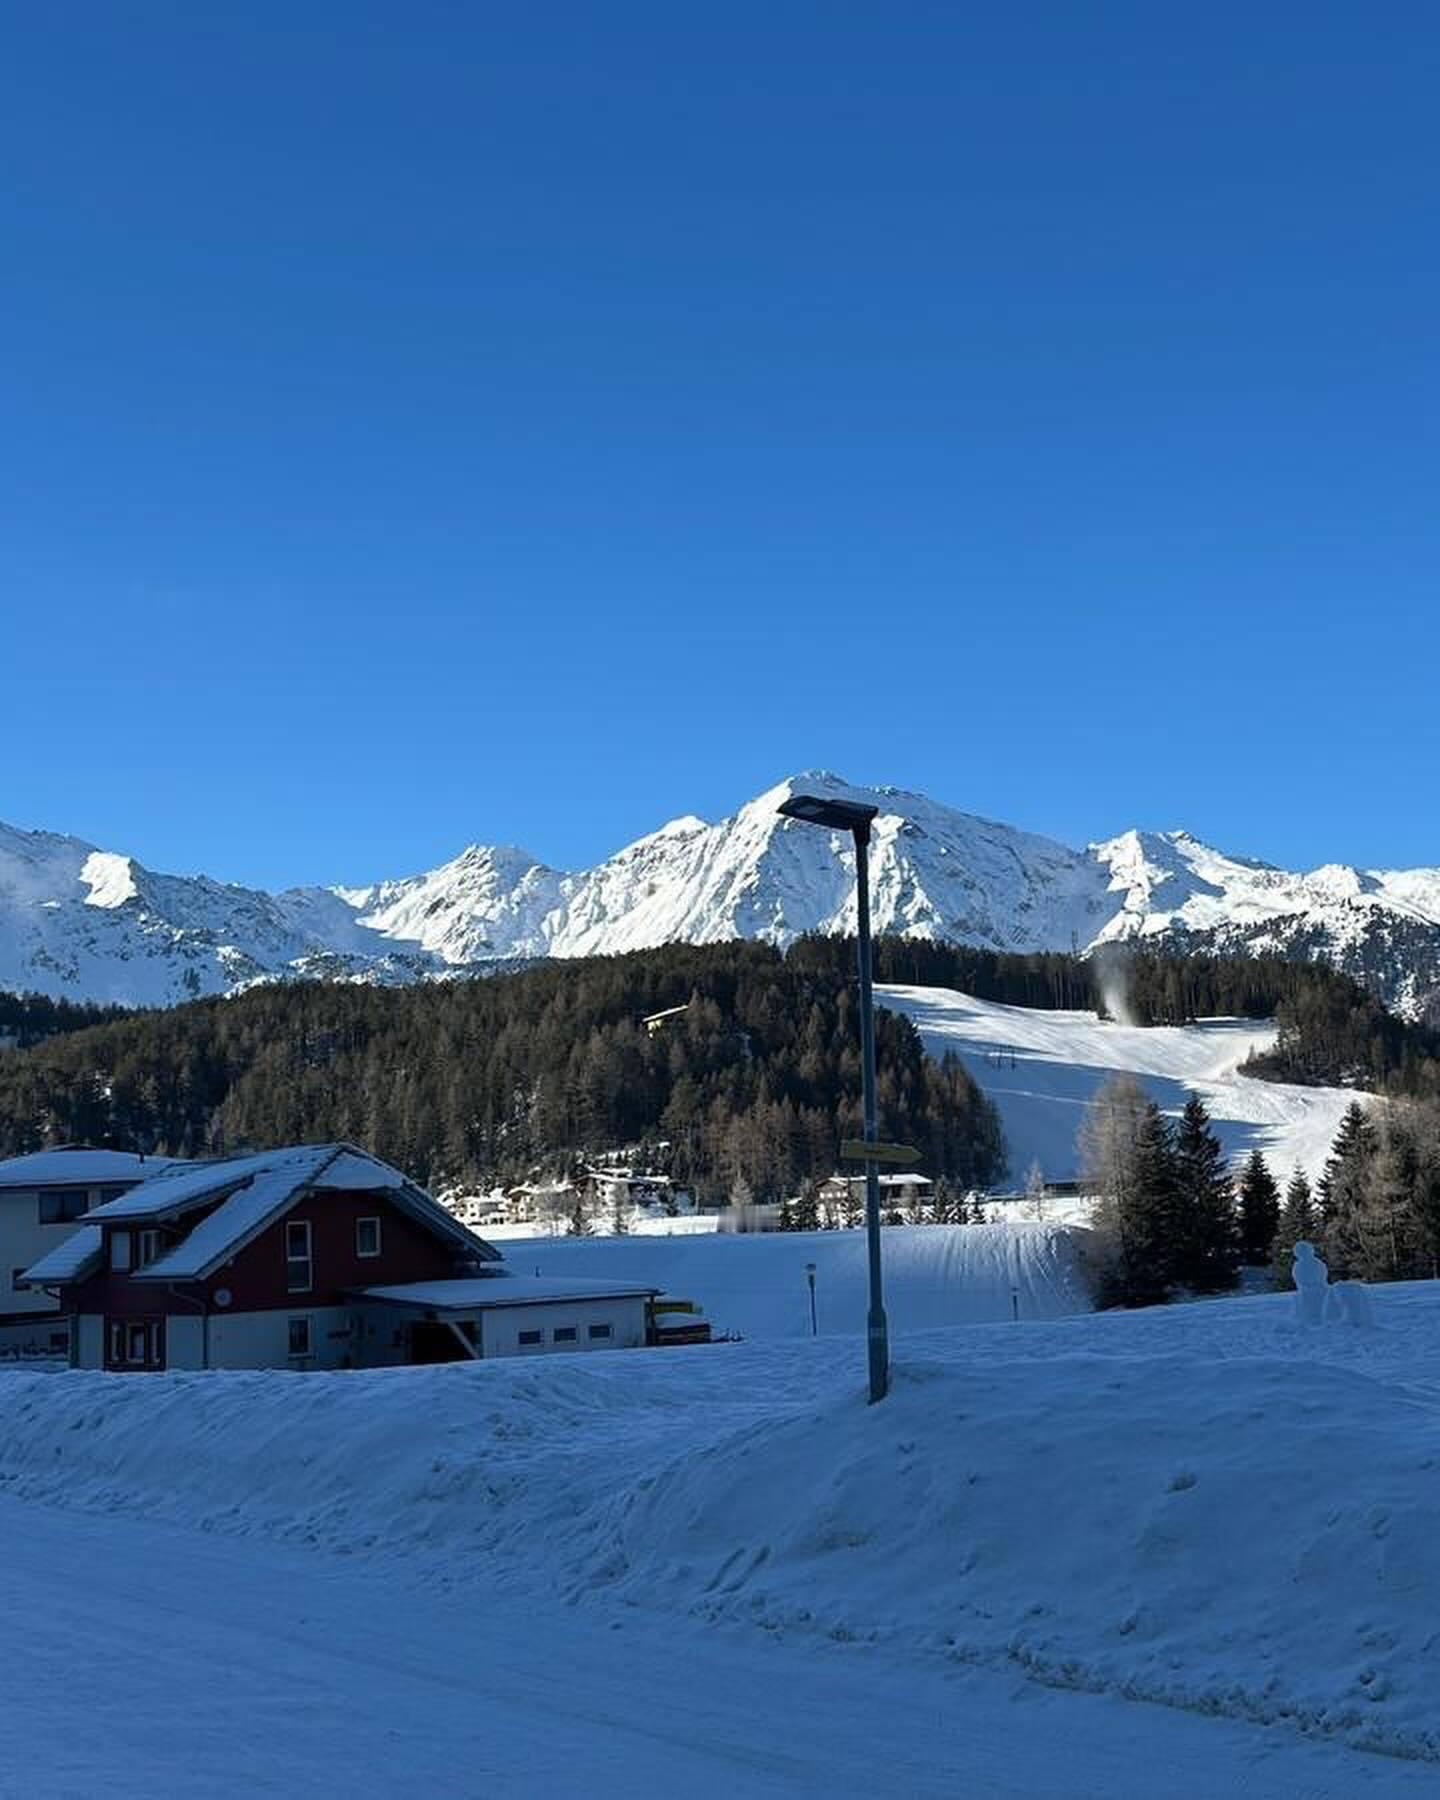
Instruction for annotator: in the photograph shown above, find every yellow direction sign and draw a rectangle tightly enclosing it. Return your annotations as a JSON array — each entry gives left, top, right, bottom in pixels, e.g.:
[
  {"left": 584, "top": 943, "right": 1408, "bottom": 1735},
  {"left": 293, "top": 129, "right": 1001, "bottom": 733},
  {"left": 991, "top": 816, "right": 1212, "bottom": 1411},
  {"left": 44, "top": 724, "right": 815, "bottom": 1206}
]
[{"left": 840, "top": 1139, "right": 920, "bottom": 1165}]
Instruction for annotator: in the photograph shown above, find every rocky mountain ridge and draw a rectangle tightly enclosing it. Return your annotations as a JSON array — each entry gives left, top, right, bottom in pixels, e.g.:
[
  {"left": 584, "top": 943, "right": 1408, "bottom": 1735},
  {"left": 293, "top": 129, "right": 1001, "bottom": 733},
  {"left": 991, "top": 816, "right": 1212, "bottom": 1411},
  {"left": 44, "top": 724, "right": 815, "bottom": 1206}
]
[{"left": 3, "top": 775, "right": 1438, "bottom": 1018}]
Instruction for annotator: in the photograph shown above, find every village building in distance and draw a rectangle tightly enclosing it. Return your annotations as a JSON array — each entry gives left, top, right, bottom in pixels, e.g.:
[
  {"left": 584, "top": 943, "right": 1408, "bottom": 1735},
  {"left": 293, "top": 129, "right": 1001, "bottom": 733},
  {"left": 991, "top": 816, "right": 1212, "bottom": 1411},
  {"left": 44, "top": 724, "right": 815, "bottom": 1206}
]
[{"left": 21, "top": 1143, "right": 663, "bottom": 1371}]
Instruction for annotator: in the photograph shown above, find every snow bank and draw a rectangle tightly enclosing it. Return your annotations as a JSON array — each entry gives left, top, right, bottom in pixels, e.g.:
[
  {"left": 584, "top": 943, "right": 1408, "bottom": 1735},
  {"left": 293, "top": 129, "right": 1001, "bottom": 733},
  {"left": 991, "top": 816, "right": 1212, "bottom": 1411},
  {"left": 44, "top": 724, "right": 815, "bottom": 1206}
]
[
  {"left": 882, "top": 983, "right": 1361, "bottom": 1183},
  {"left": 6, "top": 1282, "right": 1440, "bottom": 1760},
  {"left": 484, "top": 1222, "right": 1093, "bottom": 1339}
]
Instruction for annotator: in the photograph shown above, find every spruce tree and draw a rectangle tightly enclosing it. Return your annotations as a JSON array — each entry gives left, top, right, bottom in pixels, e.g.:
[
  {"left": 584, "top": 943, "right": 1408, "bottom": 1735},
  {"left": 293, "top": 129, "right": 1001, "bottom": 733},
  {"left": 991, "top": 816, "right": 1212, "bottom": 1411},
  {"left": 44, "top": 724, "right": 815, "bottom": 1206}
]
[
  {"left": 1317, "top": 1102, "right": 1377, "bottom": 1220},
  {"left": 1271, "top": 1168, "right": 1317, "bottom": 1288},
  {"left": 1083, "top": 1078, "right": 1178, "bottom": 1305},
  {"left": 791, "top": 1178, "right": 820, "bottom": 1233},
  {"left": 1127, "top": 1100, "right": 1181, "bottom": 1302},
  {"left": 1236, "top": 1148, "right": 1281, "bottom": 1267},
  {"left": 1317, "top": 1101, "right": 1379, "bottom": 1273},
  {"left": 1173, "top": 1097, "right": 1241, "bottom": 1291}
]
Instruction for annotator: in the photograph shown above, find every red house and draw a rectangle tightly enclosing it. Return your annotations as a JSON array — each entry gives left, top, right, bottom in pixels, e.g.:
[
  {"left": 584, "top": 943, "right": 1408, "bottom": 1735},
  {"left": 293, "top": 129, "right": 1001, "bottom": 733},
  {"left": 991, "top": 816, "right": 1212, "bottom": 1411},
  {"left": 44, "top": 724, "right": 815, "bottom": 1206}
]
[{"left": 23, "top": 1142, "right": 658, "bottom": 1371}]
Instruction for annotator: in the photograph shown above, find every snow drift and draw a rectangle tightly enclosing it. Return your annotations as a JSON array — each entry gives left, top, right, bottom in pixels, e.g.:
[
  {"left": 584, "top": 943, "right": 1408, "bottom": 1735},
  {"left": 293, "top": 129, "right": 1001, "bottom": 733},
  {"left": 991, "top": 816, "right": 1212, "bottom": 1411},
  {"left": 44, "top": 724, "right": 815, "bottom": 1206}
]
[{"left": 6, "top": 1282, "right": 1440, "bottom": 1761}]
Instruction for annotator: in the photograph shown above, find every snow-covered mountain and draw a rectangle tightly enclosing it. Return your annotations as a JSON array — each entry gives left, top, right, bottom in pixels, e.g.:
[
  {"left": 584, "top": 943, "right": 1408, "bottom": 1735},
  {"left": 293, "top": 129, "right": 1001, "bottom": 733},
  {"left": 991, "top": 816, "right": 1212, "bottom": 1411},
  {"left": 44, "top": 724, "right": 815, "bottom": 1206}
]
[{"left": 4, "top": 773, "right": 1440, "bottom": 1017}]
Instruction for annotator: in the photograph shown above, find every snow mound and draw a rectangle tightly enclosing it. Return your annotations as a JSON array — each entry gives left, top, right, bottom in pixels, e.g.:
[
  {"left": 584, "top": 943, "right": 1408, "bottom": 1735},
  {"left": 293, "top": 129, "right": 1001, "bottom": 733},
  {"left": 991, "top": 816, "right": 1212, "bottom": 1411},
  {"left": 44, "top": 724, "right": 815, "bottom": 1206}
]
[
  {"left": 881, "top": 983, "right": 1362, "bottom": 1182},
  {"left": 587, "top": 1352, "right": 1440, "bottom": 1759},
  {"left": 6, "top": 1283, "right": 1440, "bottom": 1760}
]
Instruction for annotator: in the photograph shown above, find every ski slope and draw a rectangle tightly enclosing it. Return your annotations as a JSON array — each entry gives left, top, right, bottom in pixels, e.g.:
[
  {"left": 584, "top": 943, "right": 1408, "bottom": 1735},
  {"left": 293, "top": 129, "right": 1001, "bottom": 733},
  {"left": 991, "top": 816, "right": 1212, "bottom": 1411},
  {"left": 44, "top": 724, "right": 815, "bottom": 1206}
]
[
  {"left": 481, "top": 1221, "right": 1092, "bottom": 1341},
  {"left": 880, "top": 984, "right": 1361, "bottom": 1184},
  {"left": 6, "top": 1284, "right": 1440, "bottom": 1786}
]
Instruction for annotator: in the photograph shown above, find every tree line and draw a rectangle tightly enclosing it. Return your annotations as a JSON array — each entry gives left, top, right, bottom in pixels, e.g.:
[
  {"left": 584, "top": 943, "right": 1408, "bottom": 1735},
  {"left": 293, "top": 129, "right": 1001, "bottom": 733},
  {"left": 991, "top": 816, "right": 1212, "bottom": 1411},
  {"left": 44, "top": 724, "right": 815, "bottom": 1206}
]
[
  {"left": 0, "top": 990, "right": 128, "bottom": 1050},
  {"left": 1079, "top": 1074, "right": 1440, "bottom": 1306}
]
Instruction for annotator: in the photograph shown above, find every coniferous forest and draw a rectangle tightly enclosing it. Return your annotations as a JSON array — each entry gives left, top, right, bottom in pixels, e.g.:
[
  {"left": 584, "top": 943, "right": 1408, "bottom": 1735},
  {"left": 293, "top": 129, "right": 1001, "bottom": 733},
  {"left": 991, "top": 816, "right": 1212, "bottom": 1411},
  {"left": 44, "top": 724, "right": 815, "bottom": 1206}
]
[
  {"left": 3, "top": 936, "right": 1439, "bottom": 1215},
  {"left": 0, "top": 941, "right": 1006, "bottom": 1201}
]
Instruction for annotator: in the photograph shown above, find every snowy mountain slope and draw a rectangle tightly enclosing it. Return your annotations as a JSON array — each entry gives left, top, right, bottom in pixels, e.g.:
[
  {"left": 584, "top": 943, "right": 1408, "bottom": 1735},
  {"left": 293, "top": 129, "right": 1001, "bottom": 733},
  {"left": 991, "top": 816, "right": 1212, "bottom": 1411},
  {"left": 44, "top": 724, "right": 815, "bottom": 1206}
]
[
  {"left": 881, "top": 983, "right": 1360, "bottom": 1183},
  {"left": 3, "top": 772, "right": 1440, "bottom": 1012}
]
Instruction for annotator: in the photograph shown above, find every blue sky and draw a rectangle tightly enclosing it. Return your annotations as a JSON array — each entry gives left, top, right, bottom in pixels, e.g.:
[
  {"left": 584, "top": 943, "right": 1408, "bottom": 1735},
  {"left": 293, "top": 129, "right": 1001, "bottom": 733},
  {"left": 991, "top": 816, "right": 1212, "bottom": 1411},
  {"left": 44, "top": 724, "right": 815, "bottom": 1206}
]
[{"left": 3, "top": 4, "right": 1437, "bottom": 887}]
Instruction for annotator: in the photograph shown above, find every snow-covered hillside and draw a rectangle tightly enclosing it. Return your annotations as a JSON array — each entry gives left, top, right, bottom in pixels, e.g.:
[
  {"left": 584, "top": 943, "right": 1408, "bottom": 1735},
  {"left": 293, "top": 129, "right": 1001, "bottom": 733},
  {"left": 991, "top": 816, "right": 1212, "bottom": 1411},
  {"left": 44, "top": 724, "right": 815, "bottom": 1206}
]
[
  {"left": 882, "top": 984, "right": 1360, "bottom": 1184},
  {"left": 5, "top": 772, "right": 1440, "bottom": 1012},
  {"left": 8, "top": 1282, "right": 1440, "bottom": 1782},
  {"left": 475, "top": 1222, "right": 1092, "bottom": 1340}
]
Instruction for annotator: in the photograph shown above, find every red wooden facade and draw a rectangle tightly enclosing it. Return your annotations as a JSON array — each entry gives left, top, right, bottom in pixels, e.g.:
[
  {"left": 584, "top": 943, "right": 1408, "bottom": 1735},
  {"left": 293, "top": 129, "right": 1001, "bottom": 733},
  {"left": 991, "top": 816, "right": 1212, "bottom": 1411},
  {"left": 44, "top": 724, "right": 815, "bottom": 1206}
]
[{"left": 64, "top": 1187, "right": 476, "bottom": 1366}]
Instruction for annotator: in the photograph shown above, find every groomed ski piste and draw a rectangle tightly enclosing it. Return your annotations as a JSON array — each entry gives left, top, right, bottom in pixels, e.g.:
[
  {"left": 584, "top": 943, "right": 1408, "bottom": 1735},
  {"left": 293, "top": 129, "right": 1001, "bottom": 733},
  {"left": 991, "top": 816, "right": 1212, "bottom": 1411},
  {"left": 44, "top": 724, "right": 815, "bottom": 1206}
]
[
  {"left": 483, "top": 1221, "right": 1093, "bottom": 1340},
  {"left": 4, "top": 1276, "right": 1440, "bottom": 1794},
  {"left": 879, "top": 983, "right": 1362, "bottom": 1185}
]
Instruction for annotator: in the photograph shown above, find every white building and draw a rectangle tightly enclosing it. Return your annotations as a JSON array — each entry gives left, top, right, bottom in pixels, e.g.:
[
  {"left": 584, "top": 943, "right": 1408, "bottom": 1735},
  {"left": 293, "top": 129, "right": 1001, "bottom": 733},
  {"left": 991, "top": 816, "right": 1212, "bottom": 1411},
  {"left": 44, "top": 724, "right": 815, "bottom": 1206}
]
[{"left": 0, "top": 1147, "right": 184, "bottom": 1357}]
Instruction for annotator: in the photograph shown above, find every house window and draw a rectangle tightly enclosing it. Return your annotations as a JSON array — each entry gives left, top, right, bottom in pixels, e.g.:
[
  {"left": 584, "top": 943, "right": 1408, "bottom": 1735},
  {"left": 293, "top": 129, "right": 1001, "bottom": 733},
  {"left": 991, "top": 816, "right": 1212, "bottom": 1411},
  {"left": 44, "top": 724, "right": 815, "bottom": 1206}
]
[
  {"left": 285, "top": 1220, "right": 313, "bottom": 1293},
  {"left": 517, "top": 1329, "right": 543, "bottom": 1347},
  {"left": 288, "top": 1317, "right": 312, "bottom": 1357},
  {"left": 553, "top": 1326, "right": 577, "bottom": 1343},
  {"left": 11, "top": 1268, "right": 25, "bottom": 1293},
  {"left": 98, "top": 1185, "right": 127, "bottom": 1204},
  {"left": 135, "top": 1229, "right": 161, "bottom": 1269},
  {"left": 588, "top": 1323, "right": 612, "bottom": 1340},
  {"left": 355, "top": 1217, "right": 381, "bottom": 1259},
  {"left": 110, "top": 1231, "right": 132, "bottom": 1272},
  {"left": 39, "top": 1188, "right": 89, "bottom": 1225}
]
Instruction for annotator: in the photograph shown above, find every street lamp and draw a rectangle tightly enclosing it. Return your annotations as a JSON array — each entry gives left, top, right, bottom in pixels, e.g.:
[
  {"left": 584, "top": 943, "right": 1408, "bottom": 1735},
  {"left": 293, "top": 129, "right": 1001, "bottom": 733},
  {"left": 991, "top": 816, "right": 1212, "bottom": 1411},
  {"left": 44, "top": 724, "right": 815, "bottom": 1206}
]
[{"left": 777, "top": 791, "right": 889, "bottom": 1402}]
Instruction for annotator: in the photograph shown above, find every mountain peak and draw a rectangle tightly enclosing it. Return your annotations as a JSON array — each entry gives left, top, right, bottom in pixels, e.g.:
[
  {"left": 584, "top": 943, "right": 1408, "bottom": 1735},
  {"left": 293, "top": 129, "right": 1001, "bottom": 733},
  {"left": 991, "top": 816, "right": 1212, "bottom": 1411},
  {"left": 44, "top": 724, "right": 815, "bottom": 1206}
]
[{"left": 2, "top": 781, "right": 1439, "bottom": 1018}]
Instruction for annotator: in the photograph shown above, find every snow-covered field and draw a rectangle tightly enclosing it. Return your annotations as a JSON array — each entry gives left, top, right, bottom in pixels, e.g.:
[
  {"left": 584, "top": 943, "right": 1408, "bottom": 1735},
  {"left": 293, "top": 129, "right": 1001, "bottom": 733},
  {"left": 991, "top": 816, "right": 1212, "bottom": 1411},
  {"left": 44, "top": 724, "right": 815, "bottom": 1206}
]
[
  {"left": 475, "top": 1221, "right": 1092, "bottom": 1340},
  {"left": 3, "top": 1285, "right": 1440, "bottom": 1793},
  {"left": 882, "top": 984, "right": 1360, "bottom": 1183}
]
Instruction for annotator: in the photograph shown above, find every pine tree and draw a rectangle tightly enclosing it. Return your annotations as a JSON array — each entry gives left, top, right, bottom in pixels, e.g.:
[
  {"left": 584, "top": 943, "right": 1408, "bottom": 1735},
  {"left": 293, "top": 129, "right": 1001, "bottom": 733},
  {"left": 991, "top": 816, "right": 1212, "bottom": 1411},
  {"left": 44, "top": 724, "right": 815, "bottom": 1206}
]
[
  {"left": 1271, "top": 1168, "right": 1317, "bottom": 1288},
  {"left": 1172, "top": 1097, "right": 1240, "bottom": 1292},
  {"left": 791, "top": 1177, "right": 820, "bottom": 1233},
  {"left": 1317, "top": 1102, "right": 1377, "bottom": 1221},
  {"left": 1082, "top": 1078, "right": 1178, "bottom": 1304},
  {"left": 1236, "top": 1149, "right": 1281, "bottom": 1267},
  {"left": 1317, "top": 1101, "right": 1379, "bottom": 1274}
]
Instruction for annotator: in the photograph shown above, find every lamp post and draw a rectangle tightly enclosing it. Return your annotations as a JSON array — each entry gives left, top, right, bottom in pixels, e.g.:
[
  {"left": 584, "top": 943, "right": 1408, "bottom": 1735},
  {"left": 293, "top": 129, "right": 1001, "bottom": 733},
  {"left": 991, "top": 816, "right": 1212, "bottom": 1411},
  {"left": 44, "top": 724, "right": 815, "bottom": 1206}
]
[{"left": 777, "top": 791, "right": 889, "bottom": 1402}]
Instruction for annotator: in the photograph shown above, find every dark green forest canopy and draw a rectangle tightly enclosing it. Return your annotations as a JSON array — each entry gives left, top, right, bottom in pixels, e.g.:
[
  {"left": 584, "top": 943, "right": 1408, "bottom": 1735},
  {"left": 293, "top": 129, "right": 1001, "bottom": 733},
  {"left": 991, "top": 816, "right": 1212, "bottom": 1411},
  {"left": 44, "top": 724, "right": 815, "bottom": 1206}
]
[
  {"left": 2, "top": 936, "right": 1434, "bottom": 1194},
  {"left": 0, "top": 990, "right": 129, "bottom": 1049},
  {"left": 0, "top": 941, "right": 1006, "bottom": 1198}
]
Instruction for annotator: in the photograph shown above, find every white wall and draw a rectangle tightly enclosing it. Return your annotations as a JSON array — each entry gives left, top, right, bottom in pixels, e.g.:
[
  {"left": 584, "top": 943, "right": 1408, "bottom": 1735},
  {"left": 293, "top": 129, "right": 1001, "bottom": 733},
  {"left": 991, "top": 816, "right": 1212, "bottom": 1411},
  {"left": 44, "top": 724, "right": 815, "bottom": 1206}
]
[
  {"left": 0, "top": 1186, "right": 117, "bottom": 1317},
  {"left": 75, "top": 1314, "right": 104, "bottom": 1370},
  {"left": 165, "top": 1314, "right": 206, "bottom": 1371},
  {"left": 479, "top": 1296, "right": 648, "bottom": 1357},
  {"left": 207, "top": 1306, "right": 357, "bottom": 1371}
]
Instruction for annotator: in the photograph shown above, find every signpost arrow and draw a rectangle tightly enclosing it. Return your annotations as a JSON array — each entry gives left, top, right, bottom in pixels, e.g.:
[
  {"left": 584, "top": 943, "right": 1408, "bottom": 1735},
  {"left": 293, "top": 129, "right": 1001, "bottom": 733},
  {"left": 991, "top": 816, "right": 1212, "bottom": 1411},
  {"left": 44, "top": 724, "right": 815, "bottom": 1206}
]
[{"left": 839, "top": 1139, "right": 921, "bottom": 1166}]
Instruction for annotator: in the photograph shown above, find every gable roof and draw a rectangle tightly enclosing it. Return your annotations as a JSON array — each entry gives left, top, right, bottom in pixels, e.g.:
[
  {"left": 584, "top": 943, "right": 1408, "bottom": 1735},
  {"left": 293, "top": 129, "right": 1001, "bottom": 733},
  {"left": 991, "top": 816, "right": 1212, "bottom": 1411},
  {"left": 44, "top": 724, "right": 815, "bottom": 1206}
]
[
  {"left": 24, "top": 1143, "right": 498, "bottom": 1288},
  {"left": 0, "top": 1148, "right": 186, "bottom": 1189},
  {"left": 21, "top": 1226, "right": 104, "bottom": 1287}
]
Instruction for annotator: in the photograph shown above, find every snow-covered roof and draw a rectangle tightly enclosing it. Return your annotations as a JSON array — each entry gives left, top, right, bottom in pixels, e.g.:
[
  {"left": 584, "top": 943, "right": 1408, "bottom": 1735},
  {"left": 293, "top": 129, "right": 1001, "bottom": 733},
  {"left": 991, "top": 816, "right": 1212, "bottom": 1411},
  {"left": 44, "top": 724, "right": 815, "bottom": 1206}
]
[
  {"left": 0, "top": 1148, "right": 186, "bottom": 1189},
  {"left": 136, "top": 1156, "right": 339, "bottom": 1281},
  {"left": 358, "top": 1274, "right": 658, "bottom": 1311},
  {"left": 21, "top": 1226, "right": 103, "bottom": 1286},
  {"left": 14, "top": 1142, "right": 494, "bottom": 1286},
  {"left": 80, "top": 1147, "right": 323, "bottom": 1222}
]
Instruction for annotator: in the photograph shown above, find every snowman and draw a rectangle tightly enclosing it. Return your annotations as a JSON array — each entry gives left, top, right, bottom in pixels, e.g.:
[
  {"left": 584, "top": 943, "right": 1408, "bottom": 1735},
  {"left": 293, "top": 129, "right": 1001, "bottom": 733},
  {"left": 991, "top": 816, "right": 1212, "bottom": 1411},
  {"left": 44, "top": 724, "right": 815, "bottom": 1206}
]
[{"left": 1292, "top": 1239, "right": 1329, "bottom": 1326}]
